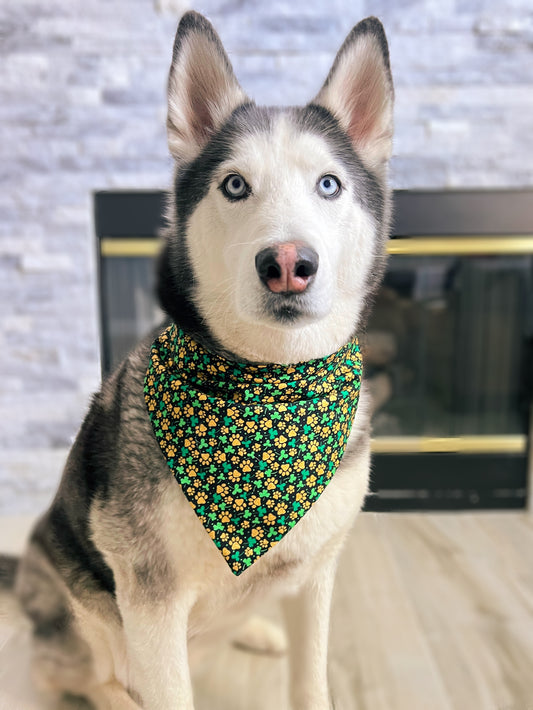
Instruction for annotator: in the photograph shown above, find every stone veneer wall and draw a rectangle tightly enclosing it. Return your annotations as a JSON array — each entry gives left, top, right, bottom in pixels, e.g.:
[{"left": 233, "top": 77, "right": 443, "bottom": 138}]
[{"left": 1, "top": 0, "right": 532, "bottom": 514}]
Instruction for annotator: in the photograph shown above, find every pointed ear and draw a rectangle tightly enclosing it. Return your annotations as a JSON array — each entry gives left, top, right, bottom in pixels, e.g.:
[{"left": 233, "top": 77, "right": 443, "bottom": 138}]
[
  {"left": 313, "top": 17, "right": 394, "bottom": 172},
  {"left": 167, "top": 12, "right": 249, "bottom": 163}
]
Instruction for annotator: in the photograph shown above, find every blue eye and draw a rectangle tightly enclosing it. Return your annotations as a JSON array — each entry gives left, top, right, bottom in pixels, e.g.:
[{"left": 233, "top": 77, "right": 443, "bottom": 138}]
[
  {"left": 317, "top": 175, "right": 341, "bottom": 198},
  {"left": 221, "top": 174, "right": 250, "bottom": 200}
]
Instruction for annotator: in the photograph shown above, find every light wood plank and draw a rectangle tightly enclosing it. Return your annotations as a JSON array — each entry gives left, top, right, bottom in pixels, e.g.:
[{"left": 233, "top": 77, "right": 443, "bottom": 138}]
[
  {"left": 330, "top": 513, "right": 452, "bottom": 710},
  {"left": 1, "top": 512, "right": 533, "bottom": 710},
  {"left": 382, "top": 514, "right": 533, "bottom": 710}
]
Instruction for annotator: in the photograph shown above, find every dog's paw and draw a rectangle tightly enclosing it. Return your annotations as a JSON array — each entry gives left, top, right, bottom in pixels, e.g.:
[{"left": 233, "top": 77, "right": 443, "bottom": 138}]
[{"left": 232, "top": 615, "right": 287, "bottom": 656}]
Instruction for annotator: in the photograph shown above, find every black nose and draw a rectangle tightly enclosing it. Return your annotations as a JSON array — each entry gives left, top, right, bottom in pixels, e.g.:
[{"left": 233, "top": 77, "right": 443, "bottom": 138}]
[{"left": 255, "top": 243, "right": 319, "bottom": 294}]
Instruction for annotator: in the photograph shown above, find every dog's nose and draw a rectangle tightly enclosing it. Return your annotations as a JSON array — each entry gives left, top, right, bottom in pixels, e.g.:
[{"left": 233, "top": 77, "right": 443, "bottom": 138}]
[{"left": 255, "top": 243, "right": 319, "bottom": 294}]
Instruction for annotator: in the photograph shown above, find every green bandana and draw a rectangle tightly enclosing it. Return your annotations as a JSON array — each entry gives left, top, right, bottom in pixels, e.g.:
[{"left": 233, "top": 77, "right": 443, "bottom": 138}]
[{"left": 144, "top": 324, "right": 362, "bottom": 575}]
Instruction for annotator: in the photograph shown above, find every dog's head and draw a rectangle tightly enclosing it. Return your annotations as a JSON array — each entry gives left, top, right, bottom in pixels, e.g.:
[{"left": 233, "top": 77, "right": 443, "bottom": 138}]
[{"left": 158, "top": 12, "right": 393, "bottom": 363}]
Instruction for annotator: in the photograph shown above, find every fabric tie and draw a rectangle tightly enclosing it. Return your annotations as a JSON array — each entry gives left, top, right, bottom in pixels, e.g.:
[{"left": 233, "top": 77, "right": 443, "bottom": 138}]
[{"left": 144, "top": 324, "right": 362, "bottom": 575}]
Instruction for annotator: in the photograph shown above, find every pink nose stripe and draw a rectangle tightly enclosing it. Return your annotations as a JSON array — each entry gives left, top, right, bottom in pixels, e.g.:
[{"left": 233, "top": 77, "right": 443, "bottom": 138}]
[{"left": 266, "top": 244, "right": 310, "bottom": 294}]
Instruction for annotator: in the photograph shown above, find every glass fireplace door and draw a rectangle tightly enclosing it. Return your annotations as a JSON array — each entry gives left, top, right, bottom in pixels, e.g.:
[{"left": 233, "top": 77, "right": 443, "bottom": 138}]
[
  {"left": 366, "top": 241, "right": 532, "bottom": 510},
  {"left": 95, "top": 190, "right": 533, "bottom": 511}
]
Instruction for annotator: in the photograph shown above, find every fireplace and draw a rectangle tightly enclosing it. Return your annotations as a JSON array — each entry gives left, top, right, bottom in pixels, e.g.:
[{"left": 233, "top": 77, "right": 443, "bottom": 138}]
[{"left": 95, "top": 189, "right": 533, "bottom": 511}]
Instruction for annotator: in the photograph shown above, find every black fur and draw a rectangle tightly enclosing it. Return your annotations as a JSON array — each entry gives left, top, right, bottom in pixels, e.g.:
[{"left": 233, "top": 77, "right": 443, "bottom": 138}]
[
  {"left": 322, "top": 16, "right": 392, "bottom": 94},
  {"left": 28, "top": 368, "right": 129, "bottom": 599},
  {"left": 294, "top": 104, "right": 385, "bottom": 224},
  {"left": 0, "top": 554, "right": 18, "bottom": 589},
  {"left": 157, "top": 103, "right": 273, "bottom": 359},
  {"left": 170, "top": 11, "right": 235, "bottom": 84}
]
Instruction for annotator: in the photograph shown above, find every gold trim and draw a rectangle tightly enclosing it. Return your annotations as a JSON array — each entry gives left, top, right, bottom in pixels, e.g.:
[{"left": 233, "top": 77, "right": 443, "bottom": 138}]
[
  {"left": 387, "top": 236, "right": 533, "bottom": 256},
  {"left": 100, "top": 236, "right": 533, "bottom": 258},
  {"left": 371, "top": 435, "right": 527, "bottom": 455},
  {"left": 99, "top": 238, "right": 530, "bottom": 459},
  {"left": 100, "top": 238, "right": 161, "bottom": 257}
]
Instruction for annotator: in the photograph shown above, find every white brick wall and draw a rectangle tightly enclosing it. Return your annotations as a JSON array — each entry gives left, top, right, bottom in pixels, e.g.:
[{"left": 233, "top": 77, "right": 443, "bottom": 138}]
[{"left": 1, "top": 0, "right": 532, "bottom": 514}]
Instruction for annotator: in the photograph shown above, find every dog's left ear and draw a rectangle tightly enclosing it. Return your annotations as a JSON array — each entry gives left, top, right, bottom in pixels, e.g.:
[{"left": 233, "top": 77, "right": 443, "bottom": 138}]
[
  {"left": 167, "top": 11, "right": 250, "bottom": 163},
  {"left": 313, "top": 17, "right": 394, "bottom": 172}
]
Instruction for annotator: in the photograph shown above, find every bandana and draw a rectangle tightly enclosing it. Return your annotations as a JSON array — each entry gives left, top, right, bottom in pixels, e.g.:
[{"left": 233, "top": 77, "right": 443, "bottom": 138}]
[{"left": 144, "top": 324, "right": 362, "bottom": 575}]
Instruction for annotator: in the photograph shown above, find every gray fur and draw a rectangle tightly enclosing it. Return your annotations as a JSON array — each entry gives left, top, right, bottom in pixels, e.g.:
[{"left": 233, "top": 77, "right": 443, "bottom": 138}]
[{"left": 0, "top": 554, "right": 18, "bottom": 589}]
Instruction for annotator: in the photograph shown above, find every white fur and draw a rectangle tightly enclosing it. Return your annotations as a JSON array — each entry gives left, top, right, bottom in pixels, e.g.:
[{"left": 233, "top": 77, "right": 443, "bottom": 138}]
[
  {"left": 167, "top": 28, "right": 248, "bottom": 163},
  {"left": 187, "top": 115, "right": 379, "bottom": 364},
  {"left": 314, "top": 33, "right": 394, "bottom": 174},
  {"left": 85, "top": 392, "right": 371, "bottom": 710}
]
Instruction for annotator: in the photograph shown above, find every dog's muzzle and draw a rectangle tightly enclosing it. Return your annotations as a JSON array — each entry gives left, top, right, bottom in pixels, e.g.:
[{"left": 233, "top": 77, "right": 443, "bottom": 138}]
[{"left": 255, "top": 242, "right": 319, "bottom": 295}]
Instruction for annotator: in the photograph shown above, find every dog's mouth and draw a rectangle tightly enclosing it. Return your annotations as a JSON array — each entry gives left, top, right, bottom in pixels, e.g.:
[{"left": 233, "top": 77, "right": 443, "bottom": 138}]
[
  {"left": 261, "top": 292, "right": 325, "bottom": 326},
  {"left": 252, "top": 242, "right": 325, "bottom": 326},
  {"left": 269, "top": 302, "right": 303, "bottom": 323}
]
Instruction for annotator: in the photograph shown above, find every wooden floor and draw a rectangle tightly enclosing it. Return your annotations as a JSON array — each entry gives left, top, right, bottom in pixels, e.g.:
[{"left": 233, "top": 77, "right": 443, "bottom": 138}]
[{"left": 1, "top": 512, "right": 532, "bottom": 710}]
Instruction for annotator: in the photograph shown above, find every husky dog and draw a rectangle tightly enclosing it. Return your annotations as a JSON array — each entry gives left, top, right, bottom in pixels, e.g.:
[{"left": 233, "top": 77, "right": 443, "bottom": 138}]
[{"left": 8, "top": 11, "right": 393, "bottom": 710}]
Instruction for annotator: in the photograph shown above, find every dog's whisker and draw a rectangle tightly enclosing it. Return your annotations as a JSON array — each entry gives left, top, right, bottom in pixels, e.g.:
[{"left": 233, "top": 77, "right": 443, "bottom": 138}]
[{"left": 226, "top": 239, "right": 259, "bottom": 250}]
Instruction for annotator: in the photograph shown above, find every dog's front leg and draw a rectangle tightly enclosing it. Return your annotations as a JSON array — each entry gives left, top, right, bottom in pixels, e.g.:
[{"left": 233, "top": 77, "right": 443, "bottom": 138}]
[
  {"left": 118, "top": 590, "right": 196, "bottom": 710},
  {"left": 282, "top": 557, "right": 337, "bottom": 710}
]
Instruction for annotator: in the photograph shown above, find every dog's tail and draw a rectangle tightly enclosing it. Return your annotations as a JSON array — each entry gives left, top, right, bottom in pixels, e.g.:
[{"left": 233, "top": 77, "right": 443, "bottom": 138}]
[{"left": 0, "top": 554, "right": 19, "bottom": 590}]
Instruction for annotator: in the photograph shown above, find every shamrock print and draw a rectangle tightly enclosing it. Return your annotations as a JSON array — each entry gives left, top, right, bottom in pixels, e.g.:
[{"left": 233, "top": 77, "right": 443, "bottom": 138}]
[{"left": 144, "top": 324, "right": 362, "bottom": 575}]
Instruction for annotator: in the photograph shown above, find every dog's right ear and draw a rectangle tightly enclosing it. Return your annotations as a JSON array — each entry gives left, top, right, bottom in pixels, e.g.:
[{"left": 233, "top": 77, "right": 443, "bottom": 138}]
[
  {"left": 313, "top": 17, "right": 394, "bottom": 173},
  {"left": 167, "top": 12, "right": 249, "bottom": 163}
]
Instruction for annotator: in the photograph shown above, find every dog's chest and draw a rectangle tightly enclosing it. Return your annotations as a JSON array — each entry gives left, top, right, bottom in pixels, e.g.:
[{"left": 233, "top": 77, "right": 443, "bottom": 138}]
[{"left": 157, "top": 439, "right": 369, "bottom": 614}]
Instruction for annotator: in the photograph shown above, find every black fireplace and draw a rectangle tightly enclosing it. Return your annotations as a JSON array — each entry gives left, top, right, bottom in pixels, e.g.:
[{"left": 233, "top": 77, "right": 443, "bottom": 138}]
[{"left": 94, "top": 189, "right": 533, "bottom": 511}]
